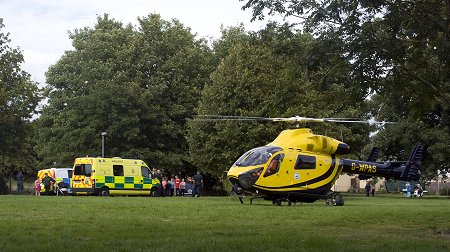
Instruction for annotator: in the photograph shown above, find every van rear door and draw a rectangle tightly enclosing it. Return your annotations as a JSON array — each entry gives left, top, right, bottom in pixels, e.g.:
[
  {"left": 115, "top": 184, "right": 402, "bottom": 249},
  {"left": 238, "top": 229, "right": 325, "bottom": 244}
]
[{"left": 72, "top": 163, "right": 93, "bottom": 190}]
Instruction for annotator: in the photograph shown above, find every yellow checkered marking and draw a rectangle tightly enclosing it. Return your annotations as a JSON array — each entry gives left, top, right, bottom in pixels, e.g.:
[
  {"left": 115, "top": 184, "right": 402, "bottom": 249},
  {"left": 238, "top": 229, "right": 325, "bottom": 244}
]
[{"left": 95, "top": 176, "right": 151, "bottom": 189}]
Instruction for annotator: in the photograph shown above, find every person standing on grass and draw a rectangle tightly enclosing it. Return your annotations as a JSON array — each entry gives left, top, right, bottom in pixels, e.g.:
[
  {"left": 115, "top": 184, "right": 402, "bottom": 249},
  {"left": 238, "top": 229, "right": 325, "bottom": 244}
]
[
  {"left": 406, "top": 182, "right": 411, "bottom": 197},
  {"left": 365, "top": 182, "right": 371, "bottom": 197},
  {"left": 180, "top": 178, "right": 186, "bottom": 196},
  {"left": 42, "top": 173, "right": 55, "bottom": 195},
  {"left": 154, "top": 169, "right": 163, "bottom": 197},
  {"left": 16, "top": 171, "right": 24, "bottom": 194},
  {"left": 192, "top": 171, "right": 203, "bottom": 197},
  {"left": 162, "top": 178, "right": 168, "bottom": 197},
  {"left": 174, "top": 176, "right": 181, "bottom": 196},
  {"left": 169, "top": 178, "right": 174, "bottom": 196},
  {"left": 371, "top": 183, "right": 376, "bottom": 197},
  {"left": 34, "top": 177, "right": 41, "bottom": 196}
]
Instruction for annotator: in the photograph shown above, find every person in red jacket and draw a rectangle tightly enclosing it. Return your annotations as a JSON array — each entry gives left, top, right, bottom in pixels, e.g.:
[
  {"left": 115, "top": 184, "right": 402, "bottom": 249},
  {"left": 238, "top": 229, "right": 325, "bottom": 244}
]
[{"left": 174, "top": 176, "right": 181, "bottom": 196}]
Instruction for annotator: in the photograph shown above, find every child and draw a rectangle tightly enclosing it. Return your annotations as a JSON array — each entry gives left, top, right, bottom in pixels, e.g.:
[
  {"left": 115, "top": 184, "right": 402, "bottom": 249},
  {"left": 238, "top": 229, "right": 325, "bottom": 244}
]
[
  {"left": 174, "top": 176, "right": 181, "bottom": 196},
  {"left": 34, "top": 177, "right": 41, "bottom": 196},
  {"left": 180, "top": 178, "right": 186, "bottom": 196}
]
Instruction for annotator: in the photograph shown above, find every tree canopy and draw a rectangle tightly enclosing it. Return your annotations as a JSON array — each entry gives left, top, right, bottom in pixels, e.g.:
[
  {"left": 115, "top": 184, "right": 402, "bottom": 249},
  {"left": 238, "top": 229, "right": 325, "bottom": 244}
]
[
  {"left": 36, "top": 14, "right": 213, "bottom": 175},
  {"left": 0, "top": 18, "right": 41, "bottom": 175},
  {"left": 241, "top": 0, "right": 450, "bottom": 179}
]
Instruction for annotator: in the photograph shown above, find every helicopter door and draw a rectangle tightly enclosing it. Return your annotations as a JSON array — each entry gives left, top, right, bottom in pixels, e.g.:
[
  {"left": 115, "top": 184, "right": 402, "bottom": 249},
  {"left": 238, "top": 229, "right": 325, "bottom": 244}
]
[
  {"left": 257, "top": 153, "right": 286, "bottom": 188},
  {"left": 264, "top": 154, "right": 284, "bottom": 177}
]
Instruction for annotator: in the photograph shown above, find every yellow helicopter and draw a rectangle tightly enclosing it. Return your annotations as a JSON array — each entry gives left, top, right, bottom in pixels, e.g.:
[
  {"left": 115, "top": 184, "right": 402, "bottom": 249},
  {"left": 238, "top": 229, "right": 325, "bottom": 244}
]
[{"left": 198, "top": 115, "right": 423, "bottom": 206}]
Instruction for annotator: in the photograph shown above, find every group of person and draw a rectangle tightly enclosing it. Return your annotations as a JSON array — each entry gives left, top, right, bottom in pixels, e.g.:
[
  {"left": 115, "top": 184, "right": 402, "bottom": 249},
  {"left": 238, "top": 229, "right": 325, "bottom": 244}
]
[
  {"left": 28, "top": 169, "right": 204, "bottom": 197},
  {"left": 15, "top": 171, "right": 62, "bottom": 196},
  {"left": 153, "top": 169, "right": 204, "bottom": 197},
  {"left": 33, "top": 173, "right": 57, "bottom": 196},
  {"left": 365, "top": 182, "right": 376, "bottom": 197},
  {"left": 405, "top": 182, "right": 424, "bottom": 197}
]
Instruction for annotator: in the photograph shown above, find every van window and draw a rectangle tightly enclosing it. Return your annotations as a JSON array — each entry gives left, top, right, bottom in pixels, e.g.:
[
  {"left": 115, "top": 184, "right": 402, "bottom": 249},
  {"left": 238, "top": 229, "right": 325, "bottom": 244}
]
[
  {"left": 56, "top": 170, "right": 66, "bottom": 178},
  {"left": 68, "top": 170, "right": 73, "bottom": 178},
  {"left": 113, "top": 165, "right": 124, "bottom": 176},
  {"left": 294, "top": 155, "right": 316, "bottom": 169},
  {"left": 74, "top": 164, "right": 92, "bottom": 177},
  {"left": 141, "top": 167, "right": 151, "bottom": 178}
]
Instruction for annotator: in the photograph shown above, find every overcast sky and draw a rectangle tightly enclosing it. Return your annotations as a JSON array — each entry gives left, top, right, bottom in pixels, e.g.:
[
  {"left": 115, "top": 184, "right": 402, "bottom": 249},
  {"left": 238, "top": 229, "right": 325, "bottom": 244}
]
[{"left": 1, "top": 0, "right": 274, "bottom": 86}]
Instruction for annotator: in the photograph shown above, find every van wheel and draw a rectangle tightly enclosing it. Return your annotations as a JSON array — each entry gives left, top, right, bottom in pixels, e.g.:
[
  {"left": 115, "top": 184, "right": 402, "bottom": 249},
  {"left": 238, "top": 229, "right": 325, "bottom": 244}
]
[
  {"left": 150, "top": 187, "right": 159, "bottom": 197},
  {"left": 100, "top": 188, "right": 109, "bottom": 196}
]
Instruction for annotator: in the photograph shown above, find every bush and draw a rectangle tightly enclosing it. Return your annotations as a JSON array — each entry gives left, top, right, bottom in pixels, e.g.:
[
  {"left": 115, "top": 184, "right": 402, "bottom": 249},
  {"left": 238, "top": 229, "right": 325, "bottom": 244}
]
[{"left": 0, "top": 175, "right": 8, "bottom": 194}]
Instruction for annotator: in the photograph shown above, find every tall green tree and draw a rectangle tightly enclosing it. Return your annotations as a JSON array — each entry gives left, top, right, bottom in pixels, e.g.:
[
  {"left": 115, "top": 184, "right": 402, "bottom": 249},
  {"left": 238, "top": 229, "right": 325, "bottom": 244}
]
[
  {"left": 0, "top": 18, "right": 41, "bottom": 175},
  {"left": 37, "top": 14, "right": 212, "bottom": 174},
  {"left": 187, "top": 25, "right": 371, "bottom": 179},
  {"left": 241, "top": 0, "right": 450, "bottom": 179}
]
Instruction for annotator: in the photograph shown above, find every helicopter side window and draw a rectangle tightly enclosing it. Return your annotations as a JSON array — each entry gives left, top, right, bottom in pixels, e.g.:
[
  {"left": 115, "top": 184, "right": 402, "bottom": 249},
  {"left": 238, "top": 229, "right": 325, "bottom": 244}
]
[
  {"left": 294, "top": 155, "right": 316, "bottom": 170},
  {"left": 264, "top": 154, "right": 284, "bottom": 177}
]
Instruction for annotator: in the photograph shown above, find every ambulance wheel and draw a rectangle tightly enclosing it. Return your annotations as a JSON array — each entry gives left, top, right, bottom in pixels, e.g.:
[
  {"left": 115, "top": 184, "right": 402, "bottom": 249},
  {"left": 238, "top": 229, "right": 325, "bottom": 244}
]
[
  {"left": 100, "top": 188, "right": 109, "bottom": 196},
  {"left": 150, "top": 187, "right": 159, "bottom": 197}
]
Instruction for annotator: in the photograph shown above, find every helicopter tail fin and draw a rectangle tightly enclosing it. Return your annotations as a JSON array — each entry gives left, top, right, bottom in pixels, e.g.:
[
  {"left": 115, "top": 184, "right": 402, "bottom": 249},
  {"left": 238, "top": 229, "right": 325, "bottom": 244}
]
[
  {"left": 366, "top": 147, "right": 380, "bottom": 162},
  {"left": 400, "top": 145, "right": 424, "bottom": 180}
]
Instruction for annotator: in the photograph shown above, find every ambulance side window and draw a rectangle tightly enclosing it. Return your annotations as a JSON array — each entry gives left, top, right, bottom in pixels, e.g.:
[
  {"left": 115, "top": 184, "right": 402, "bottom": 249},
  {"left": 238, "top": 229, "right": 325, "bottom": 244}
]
[
  {"left": 113, "top": 165, "right": 124, "bottom": 176},
  {"left": 141, "top": 167, "right": 151, "bottom": 178}
]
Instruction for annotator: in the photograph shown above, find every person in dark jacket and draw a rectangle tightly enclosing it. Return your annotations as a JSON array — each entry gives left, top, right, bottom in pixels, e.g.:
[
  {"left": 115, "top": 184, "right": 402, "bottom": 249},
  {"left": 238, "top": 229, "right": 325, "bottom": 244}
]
[
  {"left": 154, "top": 169, "right": 163, "bottom": 197},
  {"left": 16, "top": 171, "right": 24, "bottom": 194},
  {"left": 41, "top": 173, "right": 56, "bottom": 195},
  {"left": 365, "top": 182, "right": 371, "bottom": 197},
  {"left": 192, "top": 171, "right": 203, "bottom": 197}
]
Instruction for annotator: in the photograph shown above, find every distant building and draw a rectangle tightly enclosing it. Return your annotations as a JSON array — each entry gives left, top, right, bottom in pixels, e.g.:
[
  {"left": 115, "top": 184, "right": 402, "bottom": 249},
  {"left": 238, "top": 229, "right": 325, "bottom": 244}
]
[{"left": 334, "top": 174, "right": 385, "bottom": 192}]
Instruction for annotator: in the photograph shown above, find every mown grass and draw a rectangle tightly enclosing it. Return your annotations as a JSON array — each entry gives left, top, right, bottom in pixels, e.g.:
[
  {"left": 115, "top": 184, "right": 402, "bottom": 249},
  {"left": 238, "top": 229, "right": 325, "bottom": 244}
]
[{"left": 0, "top": 195, "right": 449, "bottom": 251}]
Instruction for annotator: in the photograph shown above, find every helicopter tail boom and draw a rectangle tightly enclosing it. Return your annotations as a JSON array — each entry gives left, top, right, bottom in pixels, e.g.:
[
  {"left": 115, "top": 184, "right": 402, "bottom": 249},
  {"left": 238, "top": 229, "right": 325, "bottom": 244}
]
[{"left": 340, "top": 145, "right": 423, "bottom": 181}]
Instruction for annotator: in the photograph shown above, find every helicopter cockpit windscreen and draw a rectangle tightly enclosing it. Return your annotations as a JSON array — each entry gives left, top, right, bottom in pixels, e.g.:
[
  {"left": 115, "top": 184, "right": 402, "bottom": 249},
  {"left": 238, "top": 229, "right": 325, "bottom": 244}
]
[{"left": 233, "top": 146, "right": 283, "bottom": 167}]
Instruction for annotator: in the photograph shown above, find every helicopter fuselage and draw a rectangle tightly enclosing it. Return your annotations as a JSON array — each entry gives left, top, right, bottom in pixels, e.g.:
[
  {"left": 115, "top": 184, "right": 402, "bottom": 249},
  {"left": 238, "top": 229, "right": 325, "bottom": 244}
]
[{"left": 227, "top": 128, "right": 348, "bottom": 202}]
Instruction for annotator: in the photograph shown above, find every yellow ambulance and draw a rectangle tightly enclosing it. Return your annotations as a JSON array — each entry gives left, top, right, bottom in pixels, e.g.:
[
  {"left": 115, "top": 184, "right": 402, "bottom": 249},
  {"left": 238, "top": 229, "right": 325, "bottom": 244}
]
[{"left": 71, "top": 157, "right": 160, "bottom": 196}]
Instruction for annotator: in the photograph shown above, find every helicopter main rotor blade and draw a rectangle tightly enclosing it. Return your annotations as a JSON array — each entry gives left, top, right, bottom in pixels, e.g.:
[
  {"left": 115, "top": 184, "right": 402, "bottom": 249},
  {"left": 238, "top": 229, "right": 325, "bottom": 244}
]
[
  {"left": 323, "top": 119, "right": 397, "bottom": 124},
  {"left": 193, "top": 115, "right": 396, "bottom": 124},
  {"left": 193, "top": 115, "right": 276, "bottom": 121}
]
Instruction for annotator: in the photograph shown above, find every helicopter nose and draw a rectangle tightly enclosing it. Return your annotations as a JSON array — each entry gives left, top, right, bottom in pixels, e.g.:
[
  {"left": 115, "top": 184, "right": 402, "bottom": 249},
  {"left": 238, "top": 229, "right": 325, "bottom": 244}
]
[{"left": 238, "top": 167, "right": 263, "bottom": 189}]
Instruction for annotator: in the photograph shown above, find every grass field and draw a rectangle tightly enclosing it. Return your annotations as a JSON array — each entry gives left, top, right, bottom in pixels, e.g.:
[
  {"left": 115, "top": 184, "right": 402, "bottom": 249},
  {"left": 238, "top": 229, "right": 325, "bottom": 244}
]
[{"left": 0, "top": 194, "right": 449, "bottom": 252}]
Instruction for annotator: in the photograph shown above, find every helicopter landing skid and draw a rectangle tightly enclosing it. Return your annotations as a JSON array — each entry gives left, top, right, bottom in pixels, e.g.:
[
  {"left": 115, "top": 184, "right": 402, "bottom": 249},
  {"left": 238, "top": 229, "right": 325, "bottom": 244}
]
[
  {"left": 271, "top": 197, "right": 298, "bottom": 206},
  {"left": 237, "top": 195, "right": 264, "bottom": 204},
  {"left": 249, "top": 195, "right": 264, "bottom": 205}
]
